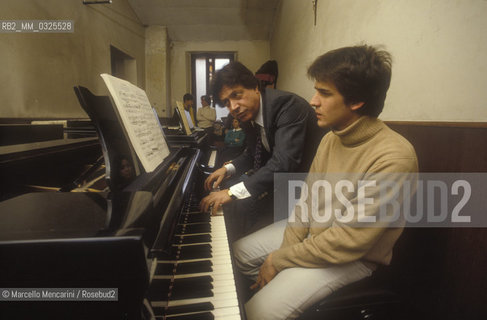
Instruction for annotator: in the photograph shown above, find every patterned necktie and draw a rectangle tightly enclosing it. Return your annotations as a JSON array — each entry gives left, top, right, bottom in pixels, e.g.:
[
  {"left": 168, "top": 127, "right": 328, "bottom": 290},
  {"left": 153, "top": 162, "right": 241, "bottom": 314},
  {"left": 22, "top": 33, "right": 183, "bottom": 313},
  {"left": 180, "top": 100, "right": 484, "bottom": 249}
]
[{"left": 253, "top": 124, "right": 263, "bottom": 170}]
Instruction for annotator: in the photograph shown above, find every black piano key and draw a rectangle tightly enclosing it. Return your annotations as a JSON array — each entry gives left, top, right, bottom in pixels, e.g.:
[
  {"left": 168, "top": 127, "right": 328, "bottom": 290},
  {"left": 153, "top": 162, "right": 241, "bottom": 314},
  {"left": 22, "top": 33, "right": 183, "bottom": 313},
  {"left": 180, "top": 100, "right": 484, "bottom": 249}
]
[
  {"left": 176, "top": 260, "right": 213, "bottom": 274},
  {"left": 179, "top": 212, "right": 210, "bottom": 224},
  {"left": 179, "top": 210, "right": 206, "bottom": 218},
  {"left": 172, "top": 276, "right": 213, "bottom": 289},
  {"left": 152, "top": 244, "right": 212, "bottom": 260},
  {"left": 152, "top": 250, "right": 175, "bottom": 260},
  {"left": 174, "top": 234, "right": 211, "bottom": 244},
  {"left": 149, "top": 277, "right": 214, "bottom": 301},
  {"left": 170, "top": 285, "right": 213, "bottom": 300},
  {"left": 181, "top": 202, "right": 197, "bottom": 207},
  {"left": 154, "top": 263, "right": 176, "bottom": 275},
  {"left": 186, "top": 211, "right": 205, "bottom": 215},
  {"left": 147, "top": 279, "right": 171, "bottom": 300},
  {"left": 182, "top": 208, "right": 204, "bottom": 213},
  {"left": 172, "top": 280, "right": 213, "bottom": 296},
  {"left": 176, "top": 223, "right": 211, "bottom": 234},
  {"left": 177, "top": 244, "right": 212, "bottom": 259},
  {"left": 155, "top": 260, "right": 213, "bottom": 275},
  {"left": 170, "top": 276, "right": 214, "bottom": 300}
]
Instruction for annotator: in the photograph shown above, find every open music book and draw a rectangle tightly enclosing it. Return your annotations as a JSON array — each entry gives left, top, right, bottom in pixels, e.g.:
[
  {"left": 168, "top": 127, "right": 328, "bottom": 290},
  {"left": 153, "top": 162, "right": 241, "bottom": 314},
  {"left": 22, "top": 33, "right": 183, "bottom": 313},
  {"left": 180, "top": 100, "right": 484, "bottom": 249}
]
[{"left": 101, "top": 74, "right": 170, "bottom": 173}]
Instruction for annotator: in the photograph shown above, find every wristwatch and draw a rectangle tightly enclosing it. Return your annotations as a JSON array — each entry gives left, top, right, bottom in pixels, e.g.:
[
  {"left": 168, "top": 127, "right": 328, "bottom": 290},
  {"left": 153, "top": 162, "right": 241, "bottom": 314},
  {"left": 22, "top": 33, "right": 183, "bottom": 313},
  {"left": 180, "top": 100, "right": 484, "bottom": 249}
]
[{"left": 227, "top": 189, "right": 237, "bottom": 200}]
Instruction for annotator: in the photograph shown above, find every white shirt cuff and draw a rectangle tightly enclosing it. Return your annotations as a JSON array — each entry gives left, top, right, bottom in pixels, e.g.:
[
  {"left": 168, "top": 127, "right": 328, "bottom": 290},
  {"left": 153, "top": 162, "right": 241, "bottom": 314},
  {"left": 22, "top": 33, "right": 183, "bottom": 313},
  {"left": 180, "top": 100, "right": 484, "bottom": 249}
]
[
  {"left": 224, "top": 163, "right": 236, "bottom": 176},
  {"left": 230, "top": 181, "right": 251, "bottom": 199}
]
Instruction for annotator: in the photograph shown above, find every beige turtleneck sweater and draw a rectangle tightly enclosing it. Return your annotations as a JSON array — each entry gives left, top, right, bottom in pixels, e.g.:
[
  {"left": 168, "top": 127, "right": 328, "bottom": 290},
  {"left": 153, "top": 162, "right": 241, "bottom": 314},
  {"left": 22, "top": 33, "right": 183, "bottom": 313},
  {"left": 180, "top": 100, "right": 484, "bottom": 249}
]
[{"left": 272, "top": 116, "right": 418, "bottom": 271}]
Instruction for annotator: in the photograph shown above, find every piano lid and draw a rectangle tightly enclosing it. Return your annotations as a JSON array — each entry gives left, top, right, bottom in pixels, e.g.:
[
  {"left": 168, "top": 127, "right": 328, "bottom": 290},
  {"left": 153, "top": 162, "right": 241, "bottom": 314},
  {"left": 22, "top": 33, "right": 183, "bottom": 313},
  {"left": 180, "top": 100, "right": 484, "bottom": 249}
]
[{"left": 0, "top": 190, "right": 153, "bottom": 242}]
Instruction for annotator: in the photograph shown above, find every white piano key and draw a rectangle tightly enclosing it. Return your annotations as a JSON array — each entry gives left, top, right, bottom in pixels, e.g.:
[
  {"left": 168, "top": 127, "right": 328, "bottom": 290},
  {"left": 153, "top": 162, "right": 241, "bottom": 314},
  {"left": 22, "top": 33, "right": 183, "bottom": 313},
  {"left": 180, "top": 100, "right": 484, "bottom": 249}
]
[
  {"left": 160, "top": 291, "right": 239, "bottom": 308},
  {"left": 154, "top": 271, "right": 235, "bottom": 281},
  {"left": 215, "top": 315, "right": 242, "bottom": 320},
  {"left": 212, "top": 306, "right": 241, "bottom": 318},
  {"left": 212, "top": 284, "right": 238, "bottom": 294}
]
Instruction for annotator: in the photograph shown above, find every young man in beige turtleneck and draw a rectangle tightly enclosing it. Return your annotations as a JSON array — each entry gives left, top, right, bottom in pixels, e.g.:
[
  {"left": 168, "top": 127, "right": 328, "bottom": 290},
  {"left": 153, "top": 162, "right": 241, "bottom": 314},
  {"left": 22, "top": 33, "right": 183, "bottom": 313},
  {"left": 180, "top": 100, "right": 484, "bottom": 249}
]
[{"left": 233, "top": 45, "right": 418, "bottom": 320}]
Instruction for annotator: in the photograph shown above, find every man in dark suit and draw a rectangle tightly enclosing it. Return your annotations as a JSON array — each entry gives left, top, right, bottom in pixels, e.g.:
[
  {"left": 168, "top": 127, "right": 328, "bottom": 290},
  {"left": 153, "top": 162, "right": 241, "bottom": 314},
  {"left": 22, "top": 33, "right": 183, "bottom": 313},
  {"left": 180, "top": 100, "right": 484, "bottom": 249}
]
[{"left": 200, "top": 61, "right": 324, "bottom": 238}]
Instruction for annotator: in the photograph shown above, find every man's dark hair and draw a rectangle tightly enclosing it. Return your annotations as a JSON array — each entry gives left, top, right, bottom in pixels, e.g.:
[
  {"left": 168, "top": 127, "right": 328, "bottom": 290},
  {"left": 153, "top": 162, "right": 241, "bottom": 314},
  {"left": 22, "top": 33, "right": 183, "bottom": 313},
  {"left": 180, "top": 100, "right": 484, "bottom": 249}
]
[
  {"left": 201, "top": 95, "right": 211, "bottom": 105},
  {"left": 183, "top": 93, "right": 194, "bottom": 102},
  {"left": 211, "top": 61, "right": 259, "bottom": 107},
  {"left": 307, "top": 45, "right": 392, "bottom": 117}
]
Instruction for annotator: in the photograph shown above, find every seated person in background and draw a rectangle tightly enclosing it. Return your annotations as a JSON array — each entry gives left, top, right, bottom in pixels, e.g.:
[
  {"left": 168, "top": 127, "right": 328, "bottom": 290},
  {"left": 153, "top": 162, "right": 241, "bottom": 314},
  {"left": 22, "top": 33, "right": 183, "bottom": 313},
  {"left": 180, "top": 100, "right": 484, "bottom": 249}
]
[
  {"left": 183, "top": 93, "right": 196, "bottom": 126},
  {"left": 197, "top": 95, "right": 217, "bottom": 144},
  {"left": 197, "top": 95, "right": 216, "bottom": 128},
  {"left": 219, "top": 118, "right": 246, "bottom": 166},
  {"left": 224, "top": 118, "right": 245, "bottom": 148},
  {"left": 212, "top": 119, "right": 225, "bottom": 147},
  {"left": 233, "top": 45, "right": 418, "bottom": 320},
  {"left": 222, "top": 113, "right": 235, "bottom": 137},
  {"left": 199, "top": 61, "right": 324, "bottom": 239}
]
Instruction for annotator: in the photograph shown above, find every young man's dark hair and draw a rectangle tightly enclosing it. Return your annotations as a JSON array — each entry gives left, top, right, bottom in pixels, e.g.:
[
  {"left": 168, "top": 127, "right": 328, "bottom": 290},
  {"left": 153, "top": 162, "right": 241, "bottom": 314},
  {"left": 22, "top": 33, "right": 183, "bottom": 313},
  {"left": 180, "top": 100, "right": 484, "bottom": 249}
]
[
  {"left": 307, "top": 45, "right": 392, "bottom": 117},
  {"left": 211, "top": 61, "right": 259, "bottom": 106},
  {"left": 183, "top": 93, "right": 194, "bottom": 102}
]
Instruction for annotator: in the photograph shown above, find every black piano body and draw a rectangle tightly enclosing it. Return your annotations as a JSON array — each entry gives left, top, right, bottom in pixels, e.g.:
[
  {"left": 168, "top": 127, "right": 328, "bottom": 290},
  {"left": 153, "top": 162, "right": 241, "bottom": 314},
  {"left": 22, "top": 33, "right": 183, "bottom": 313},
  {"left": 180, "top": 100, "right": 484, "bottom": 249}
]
[{"left": 0, "top": 191, "right": 152, "bottom": 319}]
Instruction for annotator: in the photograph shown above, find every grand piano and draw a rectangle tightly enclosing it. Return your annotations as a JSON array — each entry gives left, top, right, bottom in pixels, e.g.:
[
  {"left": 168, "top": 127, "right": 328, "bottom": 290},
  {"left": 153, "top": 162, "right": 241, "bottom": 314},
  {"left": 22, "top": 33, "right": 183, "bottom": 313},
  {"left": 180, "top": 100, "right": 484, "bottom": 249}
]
[{"left": 0, "top": 85, "right": 240, "bottom": 319}]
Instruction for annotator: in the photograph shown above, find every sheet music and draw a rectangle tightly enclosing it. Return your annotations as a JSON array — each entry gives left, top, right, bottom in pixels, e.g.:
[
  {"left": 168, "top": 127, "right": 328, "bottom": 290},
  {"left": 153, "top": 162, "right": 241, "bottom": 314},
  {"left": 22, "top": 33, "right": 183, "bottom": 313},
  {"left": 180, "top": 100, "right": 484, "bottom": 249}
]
[
  {"left": 176, "top": 101, "right": 193, "bottom": 135},
  {"left": 184, "top": 110, "right": 195, "bottom": 129},
  {"left": 101, "top": 74, "right": 170, "bottom": 172}
]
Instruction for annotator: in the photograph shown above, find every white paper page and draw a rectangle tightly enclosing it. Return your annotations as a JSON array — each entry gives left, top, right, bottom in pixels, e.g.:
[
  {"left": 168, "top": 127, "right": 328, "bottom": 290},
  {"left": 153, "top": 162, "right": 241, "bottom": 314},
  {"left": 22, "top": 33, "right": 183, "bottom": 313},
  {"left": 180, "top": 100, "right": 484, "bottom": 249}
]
[
  {"left": 176, "top": 101, "right": 192, "bottom": 135},
  {"left": 101, "top": 74, "right": 170, "bottom": 172},
  {"left": 184, "top": 110, "right": 194, "bottom": 129}
]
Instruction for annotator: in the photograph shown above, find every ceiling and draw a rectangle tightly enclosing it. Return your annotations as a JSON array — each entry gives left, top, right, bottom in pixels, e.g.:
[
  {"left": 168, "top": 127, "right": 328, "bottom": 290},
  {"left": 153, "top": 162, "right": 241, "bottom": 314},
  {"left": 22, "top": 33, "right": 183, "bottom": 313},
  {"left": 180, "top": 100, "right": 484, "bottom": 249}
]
[{"left": 127, "top": 0, "right": 281, "bottom": 42}]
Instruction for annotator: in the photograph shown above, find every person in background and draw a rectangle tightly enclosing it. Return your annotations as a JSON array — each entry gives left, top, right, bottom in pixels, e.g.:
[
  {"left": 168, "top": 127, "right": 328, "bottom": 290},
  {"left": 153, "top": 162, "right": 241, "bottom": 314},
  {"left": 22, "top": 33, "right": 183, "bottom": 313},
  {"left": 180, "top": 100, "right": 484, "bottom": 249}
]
[
  {"left": 255, "top": 60, "right": 278, "bottom": 89},
  {"left": 197, "top": 95, "right": 217, "bottom": 145},
  {"left": 197, "top": 95, "right": 216, "bottom": 129},
  {"left": 219, "top": 118, "right": 246, "bottom": 165},
  {"left": 232, "top": 45, "right": 418, "bottom": 320},
  {"left": 224, "top": 118, "right": 245, "bottom": 148},
  {"left": 183, "top": 93, "right": 196, "bottom": 126}
]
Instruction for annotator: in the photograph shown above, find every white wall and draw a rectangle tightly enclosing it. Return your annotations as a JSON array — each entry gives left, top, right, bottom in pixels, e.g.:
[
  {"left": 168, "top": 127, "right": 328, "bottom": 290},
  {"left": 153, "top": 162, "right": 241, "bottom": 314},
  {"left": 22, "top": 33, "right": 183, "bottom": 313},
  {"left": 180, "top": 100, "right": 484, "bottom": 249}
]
[
  {"left": 145, "top": 26, "right": 170, "bottom": 117},
  {"left": 0, "top": 0, "right": 145, "bottom": 119},
  {"left": 271, "top": 0, "right": 487, "bottom": 121},
  {"left": 169, "top": 40, "right": 270, "bottom": 113}
]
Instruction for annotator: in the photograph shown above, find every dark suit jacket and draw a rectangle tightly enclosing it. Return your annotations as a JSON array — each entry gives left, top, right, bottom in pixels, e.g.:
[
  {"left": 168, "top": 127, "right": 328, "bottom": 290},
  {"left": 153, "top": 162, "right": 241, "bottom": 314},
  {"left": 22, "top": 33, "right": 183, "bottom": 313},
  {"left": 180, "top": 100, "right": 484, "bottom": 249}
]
[{"left": 231, "top": 88, "right": 326, "bottom": 200}]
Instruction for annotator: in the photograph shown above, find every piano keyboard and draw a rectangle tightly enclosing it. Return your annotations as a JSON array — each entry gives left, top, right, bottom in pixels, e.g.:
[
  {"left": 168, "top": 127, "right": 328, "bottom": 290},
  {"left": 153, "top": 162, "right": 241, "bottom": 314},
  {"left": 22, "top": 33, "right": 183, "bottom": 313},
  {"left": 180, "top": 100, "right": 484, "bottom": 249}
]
[{"left": 149, "top": 195, "right": 241, "bottom": 320}]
